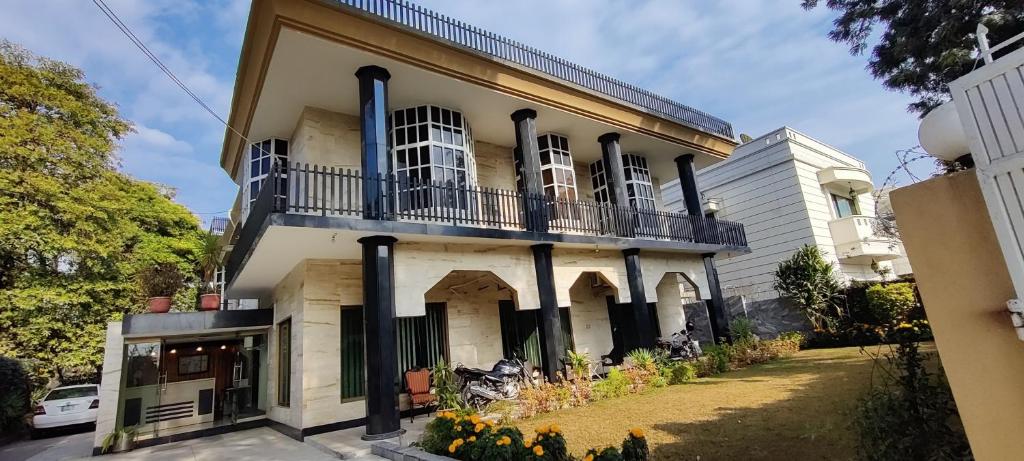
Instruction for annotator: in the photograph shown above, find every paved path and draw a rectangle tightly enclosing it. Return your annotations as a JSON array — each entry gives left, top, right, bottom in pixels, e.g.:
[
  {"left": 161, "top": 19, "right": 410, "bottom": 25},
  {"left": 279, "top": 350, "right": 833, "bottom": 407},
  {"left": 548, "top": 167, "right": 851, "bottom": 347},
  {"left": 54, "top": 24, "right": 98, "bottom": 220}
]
[
  {"left": 0, "top": 427, "right": 94, "bottom": 461},
  {"left": 85, "top": 427, "right": 357, "bottom": 460}
]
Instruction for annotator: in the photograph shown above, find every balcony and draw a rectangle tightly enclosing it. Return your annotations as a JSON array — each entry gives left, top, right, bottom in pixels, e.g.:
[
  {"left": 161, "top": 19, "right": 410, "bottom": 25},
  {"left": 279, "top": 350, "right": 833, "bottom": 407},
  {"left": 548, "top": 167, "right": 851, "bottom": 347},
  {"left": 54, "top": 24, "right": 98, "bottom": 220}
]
[
  {"left": 817, "top": 166, "right": 874, "bottom": 194},
  {"left": 828, "top": 215, "right": 901, "bottom": 263},
  {"left": 227, "top": 162, "right": 747, "bottom": 291}
]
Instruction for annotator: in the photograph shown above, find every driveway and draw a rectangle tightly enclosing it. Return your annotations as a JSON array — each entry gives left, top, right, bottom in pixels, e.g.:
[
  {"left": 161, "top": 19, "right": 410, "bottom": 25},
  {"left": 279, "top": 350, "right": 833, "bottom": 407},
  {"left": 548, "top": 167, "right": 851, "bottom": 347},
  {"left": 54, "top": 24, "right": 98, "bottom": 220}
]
[
  {"left": 0, "top": 426, "right": 95, "bottom": 461},
  {"left": 85, "top": 427, "right": 372, "bottom": 460}
]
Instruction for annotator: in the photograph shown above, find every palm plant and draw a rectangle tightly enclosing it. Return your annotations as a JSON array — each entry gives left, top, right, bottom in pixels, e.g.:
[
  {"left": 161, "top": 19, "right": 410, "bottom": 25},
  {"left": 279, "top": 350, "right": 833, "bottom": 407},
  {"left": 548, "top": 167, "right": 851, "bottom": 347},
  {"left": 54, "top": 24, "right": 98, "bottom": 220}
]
[
  {"left": 773, "top": 245, "right": 845, "bottom": 332},
  {"left": 566, "top": 350, "right": 592, "bottom": 381},
  {"left": 197, "top": 232, "right": 223, "bottom": 294}
]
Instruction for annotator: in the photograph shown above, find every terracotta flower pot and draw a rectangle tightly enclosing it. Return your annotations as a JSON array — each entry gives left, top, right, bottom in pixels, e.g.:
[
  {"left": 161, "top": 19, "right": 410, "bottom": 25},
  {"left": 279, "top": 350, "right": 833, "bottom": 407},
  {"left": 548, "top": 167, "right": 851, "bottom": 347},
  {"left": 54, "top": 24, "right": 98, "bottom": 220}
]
[
  {"left": 147, "top": 297, "right": 172, "bottom": 313},
  {"left": 200, "top": 293, "right": 221, "bottom": 311}
]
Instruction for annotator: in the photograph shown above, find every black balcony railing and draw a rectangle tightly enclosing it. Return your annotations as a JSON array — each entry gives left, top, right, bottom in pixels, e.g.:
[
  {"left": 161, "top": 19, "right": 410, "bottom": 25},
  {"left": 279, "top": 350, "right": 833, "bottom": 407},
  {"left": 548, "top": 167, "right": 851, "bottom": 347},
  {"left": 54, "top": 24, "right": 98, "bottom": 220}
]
[
  {"left": 251, "top": 162, "right": 747, "bottom": 247},
  {"left": 326, "top": 0, "right": 734, "bottom": 139}
]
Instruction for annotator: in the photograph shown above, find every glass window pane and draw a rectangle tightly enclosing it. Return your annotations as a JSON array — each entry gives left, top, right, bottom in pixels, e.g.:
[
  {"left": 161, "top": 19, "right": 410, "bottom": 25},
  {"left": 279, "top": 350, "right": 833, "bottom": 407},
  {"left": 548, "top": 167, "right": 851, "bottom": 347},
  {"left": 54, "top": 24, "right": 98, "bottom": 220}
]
[
  {"left": 453, "top": 112, "right": 461, "bottom": 127},
  {"left": 250, "top": 160, "right": 260, "bottom": 177},
  {"left": 417, "top": 106, "right": 428, "bottom": 123},
  {"left": 444, "top": 148, "right": 454, "bottom": 166},
  {"left": 406, "top": 108, "right": 416, "bottom": 124},
  {"left": 396, "top": 128, "right": 406, "bottom": 146},
  {"left": 431, "top": 106, "right": 441, "bottom": 123},
  {"left": 420, "top": 146, "right": 430, "bottom": 165},
  {"left": 559, "top": 136, "right": 568, "bottom": 150},
  {"left": 538, "top": 135, "right": 549, "bottom": 151},
  {"left": 251, "top": 144, "right": 260, "bottom": 160},
  {"left": 275, "top": 139, "right": 288, "bottom": 157},
  {"left": 431, "top": 124, "right": 442, "bottom": 143},
  {"left": 408, "top": 149, "right": 418, "bottom": 167},
  {"left": 453, "top": 129, "right": 463, "bottom": 146},
  {"left": 441, "top": 128, "right": 452, "bottom": 144},
  {"left": 540, "top": 149, "right": 551, "bottom": 165},
  {"left": 406, "top": 127, "right": 416, "bottom": 143},
  {"left": 395, "top": 109, "right": 405, "bottom": 126},
  {"left": 442, "top": 109, "right": 451, "bottom": 125},
  {"left": 543, "top": 170, "right": 554, "bottom": 186},
  {"left": 455, "top": 149, "right": 465, "bottom": 168},
  {"left": 396, "top": 150, "right": 407, "bottom": 170},
  {"left": 419, "top": 125, "right": 428, "bottom": 143}
]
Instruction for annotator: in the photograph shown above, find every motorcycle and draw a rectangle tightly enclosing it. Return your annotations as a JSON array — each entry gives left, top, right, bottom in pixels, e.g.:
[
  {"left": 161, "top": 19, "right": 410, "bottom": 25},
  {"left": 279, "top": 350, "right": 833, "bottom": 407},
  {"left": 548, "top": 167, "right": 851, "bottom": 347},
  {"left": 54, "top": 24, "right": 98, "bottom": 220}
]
[
  {"left": 454, "top": 356, "right": 536, "bottom": 409},
  {"left": 656, "top": 320, "right": 703, "bottom": 361}
]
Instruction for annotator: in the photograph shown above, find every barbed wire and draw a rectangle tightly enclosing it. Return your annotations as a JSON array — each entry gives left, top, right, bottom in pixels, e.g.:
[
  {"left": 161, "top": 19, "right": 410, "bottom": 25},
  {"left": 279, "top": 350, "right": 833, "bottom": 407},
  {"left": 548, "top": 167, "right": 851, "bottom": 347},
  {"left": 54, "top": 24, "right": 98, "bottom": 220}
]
[{"left": 872, "top": 145, "right": 932, "bottom": 240}]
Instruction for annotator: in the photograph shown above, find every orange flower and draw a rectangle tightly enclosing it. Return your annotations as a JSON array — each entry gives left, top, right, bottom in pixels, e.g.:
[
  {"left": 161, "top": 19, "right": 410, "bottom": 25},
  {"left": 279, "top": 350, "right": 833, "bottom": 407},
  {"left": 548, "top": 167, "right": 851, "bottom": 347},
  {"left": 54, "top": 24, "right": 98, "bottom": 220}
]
[
  {"left": 630, "top": 427, "right": 645, "bottom": 438},
  {"left": 533, "top": 445, "right": 545, "bottom": 456},
  {"left": 470, "top": 414, "right": 481, "bottom": 424},
  {"left": 535, "top": 424, "right": 549, "bottom": 434},
  {"left": 467, "top": 436, "right": 476, "bottom": 443},
  {"left": 549, "top": 423, "right": 561, "bottom": 433},
  {"left": 501, "top": 436, "right": 512, "bottom": 445},
  {"left": 524, "top": 438, "right": 533, "bottom": 448},
  {"left": 474, "top": 423, "right": 485, "bottom": 433},
  {"left": 583, "top": 455, "right": 594, "bottom": 461}
]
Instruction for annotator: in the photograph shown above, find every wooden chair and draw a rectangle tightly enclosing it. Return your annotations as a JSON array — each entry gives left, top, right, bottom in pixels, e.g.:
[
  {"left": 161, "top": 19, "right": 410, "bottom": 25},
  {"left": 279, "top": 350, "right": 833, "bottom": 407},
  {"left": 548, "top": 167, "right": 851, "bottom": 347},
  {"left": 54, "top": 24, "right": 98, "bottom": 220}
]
[{"left": 405, "top": 368, "right": 436, "bottom": 422}]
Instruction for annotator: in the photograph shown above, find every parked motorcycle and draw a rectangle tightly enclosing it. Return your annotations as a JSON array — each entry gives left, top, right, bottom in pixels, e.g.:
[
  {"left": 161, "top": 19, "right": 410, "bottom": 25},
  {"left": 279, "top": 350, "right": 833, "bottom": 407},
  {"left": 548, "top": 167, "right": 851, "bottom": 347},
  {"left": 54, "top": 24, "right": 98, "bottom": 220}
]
[
  {"left": 656, "top": 320, "right": 703, "bottom": 360},
  {"left": 454, "top": 356, "right": 536, "bottom": 409}
]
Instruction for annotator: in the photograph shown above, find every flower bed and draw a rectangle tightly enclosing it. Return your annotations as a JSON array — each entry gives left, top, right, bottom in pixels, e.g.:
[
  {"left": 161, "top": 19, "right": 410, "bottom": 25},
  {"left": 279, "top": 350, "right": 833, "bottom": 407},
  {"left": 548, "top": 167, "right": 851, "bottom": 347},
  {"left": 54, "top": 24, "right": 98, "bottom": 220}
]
[{"left": 417, "top": 411, "right": 648, "bottom": 461}]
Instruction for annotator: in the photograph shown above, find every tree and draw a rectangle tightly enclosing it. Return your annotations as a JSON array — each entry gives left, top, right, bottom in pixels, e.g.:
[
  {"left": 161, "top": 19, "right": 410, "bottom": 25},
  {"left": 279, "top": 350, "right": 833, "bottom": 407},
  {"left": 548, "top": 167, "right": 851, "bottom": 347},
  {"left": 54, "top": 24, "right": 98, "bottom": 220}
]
[
  {"left": 0, "top": 41, "right": 205, "bottom": 389},
  {"left": 773, "top": 245, "right": 845, "bottom": 332},
  {"left": 802, "top": 0, "right": 1024, "bottom": 116}
]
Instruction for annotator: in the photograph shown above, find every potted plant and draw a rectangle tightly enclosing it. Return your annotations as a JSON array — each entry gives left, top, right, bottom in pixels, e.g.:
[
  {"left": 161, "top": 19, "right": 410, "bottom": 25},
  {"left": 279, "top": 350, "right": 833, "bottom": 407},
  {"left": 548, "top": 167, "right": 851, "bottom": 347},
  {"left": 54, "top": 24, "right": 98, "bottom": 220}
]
[
  {"left": 139, "top": 263, "right": 184, "bottom": 313},
  {"left": 101, "top": 426, "right": 136, "bottom": 453},
  {"left": 198, "top": 233, "right": 224, "bottom": 311}
]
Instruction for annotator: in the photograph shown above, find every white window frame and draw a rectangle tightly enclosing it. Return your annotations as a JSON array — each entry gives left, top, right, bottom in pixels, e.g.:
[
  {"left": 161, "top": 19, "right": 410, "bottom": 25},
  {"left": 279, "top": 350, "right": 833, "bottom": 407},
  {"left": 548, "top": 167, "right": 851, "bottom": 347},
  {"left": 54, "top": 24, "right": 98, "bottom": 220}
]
[{"left": 390, "top": 105, "right": 476, "bottom": 212}]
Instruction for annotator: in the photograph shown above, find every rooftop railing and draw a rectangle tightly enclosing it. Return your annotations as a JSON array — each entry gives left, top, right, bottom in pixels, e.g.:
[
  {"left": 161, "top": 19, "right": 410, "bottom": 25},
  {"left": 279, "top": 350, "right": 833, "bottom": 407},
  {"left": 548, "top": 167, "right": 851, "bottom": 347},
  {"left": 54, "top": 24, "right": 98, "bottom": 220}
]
[
  {"left": 249, "top": 162, "right": 747, "bottom": 247},
  {"left": 326, "top": 0, "right": 734, "bottom": 139}
]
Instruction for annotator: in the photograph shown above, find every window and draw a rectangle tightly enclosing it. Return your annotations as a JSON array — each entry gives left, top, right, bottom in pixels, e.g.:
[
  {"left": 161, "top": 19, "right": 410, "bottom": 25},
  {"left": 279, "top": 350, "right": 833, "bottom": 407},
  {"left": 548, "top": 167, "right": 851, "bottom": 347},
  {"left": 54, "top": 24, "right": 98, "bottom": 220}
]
[
  {"left": 340, "top": 304, "right": 449, "bottom": 400},
  {"left": 538, "top": 134, "right": 578, "bottom": 201},
  {"left": 590, "top": 153, "right": 655, "bottom": 209},
  {"left": 277, "top": 318, "right": 291, "bottom": 407},
  {"left": 391, "top": 105, "right": 476, "bottom": 211},
  {"left": 245, "top": 138, "right": 288, "bottom": 214},
  {"left": 832, "top": 193, "right": 860, "bottom": 218}
]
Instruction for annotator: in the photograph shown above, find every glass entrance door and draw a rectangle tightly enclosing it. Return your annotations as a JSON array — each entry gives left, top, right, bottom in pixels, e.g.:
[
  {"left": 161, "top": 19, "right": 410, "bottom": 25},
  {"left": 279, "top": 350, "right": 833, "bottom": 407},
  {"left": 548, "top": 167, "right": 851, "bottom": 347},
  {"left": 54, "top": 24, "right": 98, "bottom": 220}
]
[{"left": 119, "top": 341, "right": 164, "bottom": 437}]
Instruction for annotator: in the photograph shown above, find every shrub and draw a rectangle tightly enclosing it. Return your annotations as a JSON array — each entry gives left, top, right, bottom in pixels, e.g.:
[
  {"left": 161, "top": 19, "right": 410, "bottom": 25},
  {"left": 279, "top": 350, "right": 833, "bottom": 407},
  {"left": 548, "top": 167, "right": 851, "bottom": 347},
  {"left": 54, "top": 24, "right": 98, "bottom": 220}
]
[
  {"left": 625, "top": 348, "right": 655, "bottom": 369},
  {"left": 622, "top": 428, "right": 650, "bottom": 461},
  {"left": 433, "top": 358, "right": 462, "bottom": 411},
  {"left": 0, "top": 357, "right": 31, "bottom": 433},
  {"left": 668, "top": 362, "right": 697, "bottom": 384},
  {"left": 138, "top": 263, "right": 185, "bottom": 298},
  {"left": 702, "top": 345, "right": 731, "bottom": 373},
  {"left": 418, "top": 412, "right": 649, "bottom": 460},
  {"left": 853, "top": 331, "right": 971, "bottom": 460},
  {"left": 729, "top": 317, "right": 756, "bottom": 343},
  {"left": 593, "top": 368, "right": 630, "bottom": 400},
  {"left": 865, "top": 283, "right": 917, "bottom": 325},
  {"left": 566, "top": 350, "right": 592, "bottom": 381},
  {"left": 773, "top": 245, "right": 846, "bottom": 332}
]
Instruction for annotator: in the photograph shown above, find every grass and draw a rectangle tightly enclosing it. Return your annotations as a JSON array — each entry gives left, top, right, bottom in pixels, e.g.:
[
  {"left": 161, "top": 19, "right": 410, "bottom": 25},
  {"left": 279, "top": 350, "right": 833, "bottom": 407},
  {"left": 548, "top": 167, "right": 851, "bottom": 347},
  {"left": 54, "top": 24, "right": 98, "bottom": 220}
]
[{"left": 516, "top": 346, "right": 884, "bottom": 461}]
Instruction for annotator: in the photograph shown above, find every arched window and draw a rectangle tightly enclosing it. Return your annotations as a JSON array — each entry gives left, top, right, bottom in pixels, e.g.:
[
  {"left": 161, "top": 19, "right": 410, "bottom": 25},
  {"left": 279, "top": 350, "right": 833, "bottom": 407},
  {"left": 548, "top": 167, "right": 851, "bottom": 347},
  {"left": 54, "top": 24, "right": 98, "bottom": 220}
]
[
  {"left": 244, "top": 138, "right": 288, "bottom": 216},
  {"left": 390, "top": 105, "right": 476, "bottom": 210}
]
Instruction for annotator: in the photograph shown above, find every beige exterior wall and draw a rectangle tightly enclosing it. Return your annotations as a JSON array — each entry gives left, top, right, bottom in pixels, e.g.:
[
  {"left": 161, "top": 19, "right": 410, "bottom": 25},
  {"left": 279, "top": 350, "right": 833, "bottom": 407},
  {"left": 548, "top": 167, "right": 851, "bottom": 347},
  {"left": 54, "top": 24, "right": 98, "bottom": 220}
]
[
  {"left": 426, "top": 274, "right": 510, "bottom": 370},
  {"left": 475, "top": 140, "right": 516, "bottom": 191},
  {"left": 892, "top": 170, "right": 1023, "bottom": 460},
  {"left": 94, "top": 322, "right": 125, "bottom": 450},
  {"left": 290, "top": 106, "right": 361, "bottom": 171},
  {"left": 394, "top": 242, "right": 539, "bottom": 316},
  {"left": 567, "top": 276, "right": 615, "bottom": 358}
]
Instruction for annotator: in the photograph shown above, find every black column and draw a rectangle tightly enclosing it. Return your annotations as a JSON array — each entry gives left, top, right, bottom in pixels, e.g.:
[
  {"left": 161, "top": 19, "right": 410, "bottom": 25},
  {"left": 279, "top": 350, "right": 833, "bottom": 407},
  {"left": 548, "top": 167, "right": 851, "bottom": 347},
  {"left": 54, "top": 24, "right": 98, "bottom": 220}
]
[
  {"left": 531, "top": 244, "right": 565, "bottom": 382},
  {"left": 674, "top": 154, "right": 703, "bottom": 216},
  {"left": 703, "top": 253, "right": 731, "bottom": 344},
  {"left": 622, "top": 249, "right": 655, "bottom": 350},
  {"left": 358, "top": 235, "right": 403, "bottom": 440},
  {"left": 512, "top": 109, "right": 547, "bottom": 232},
  {"left": 356, "top": 65, "right": 392, "bottom": 220},
  {"left": 599, "top": 133, "right": 634, "bottom": 237}
]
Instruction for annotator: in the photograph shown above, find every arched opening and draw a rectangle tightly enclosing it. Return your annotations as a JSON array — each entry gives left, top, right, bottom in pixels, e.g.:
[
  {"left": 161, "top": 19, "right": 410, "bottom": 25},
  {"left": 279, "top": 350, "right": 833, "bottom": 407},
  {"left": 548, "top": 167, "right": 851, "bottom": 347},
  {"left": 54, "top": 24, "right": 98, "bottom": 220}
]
[
  {"left": 655, "top": 272, "right": 714, "bottom": 344},
  {"left": 567, "top": 272, "right": 619, "bottom": 362}
]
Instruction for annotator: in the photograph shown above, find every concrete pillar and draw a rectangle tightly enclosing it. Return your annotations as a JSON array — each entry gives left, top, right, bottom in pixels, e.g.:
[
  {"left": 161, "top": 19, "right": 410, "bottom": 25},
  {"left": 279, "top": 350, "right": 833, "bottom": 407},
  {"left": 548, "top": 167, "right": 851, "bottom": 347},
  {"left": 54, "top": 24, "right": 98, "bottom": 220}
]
[
  {"left": 358, "top": 235, "right": 403, "bottom": 440},
  {"left": 703, "top": 254, "right": 732, "bottom": 344},
  {"left": 623, "top": 248, "right": 656, "bottom": 350},
  {"left": 512, "top": 109, "right": 548, "bottom": 232},
  {"left": 674, "top": 154, "right": 703, "bottom": 216},
  {"left": 531, "top": 243, "right": 565, "bottom": 382},
  {"left": 356, "top": 65, "right": 392, "bottom": 220}
]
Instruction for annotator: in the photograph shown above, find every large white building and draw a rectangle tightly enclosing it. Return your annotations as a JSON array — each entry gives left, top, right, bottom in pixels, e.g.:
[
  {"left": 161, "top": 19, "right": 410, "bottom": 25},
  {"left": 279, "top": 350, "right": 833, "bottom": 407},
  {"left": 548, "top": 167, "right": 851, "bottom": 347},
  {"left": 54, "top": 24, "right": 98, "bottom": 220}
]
[{"left": 664, "top": 127, "right": 910, "bottom": 301}]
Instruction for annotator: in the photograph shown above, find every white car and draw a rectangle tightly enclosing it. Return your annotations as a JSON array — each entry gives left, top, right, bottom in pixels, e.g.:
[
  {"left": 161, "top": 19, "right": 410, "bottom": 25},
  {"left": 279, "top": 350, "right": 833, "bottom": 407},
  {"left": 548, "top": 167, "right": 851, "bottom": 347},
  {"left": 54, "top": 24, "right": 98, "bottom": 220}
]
[{"left": 32, "top": 384, "right": 99, "bottom": 431}]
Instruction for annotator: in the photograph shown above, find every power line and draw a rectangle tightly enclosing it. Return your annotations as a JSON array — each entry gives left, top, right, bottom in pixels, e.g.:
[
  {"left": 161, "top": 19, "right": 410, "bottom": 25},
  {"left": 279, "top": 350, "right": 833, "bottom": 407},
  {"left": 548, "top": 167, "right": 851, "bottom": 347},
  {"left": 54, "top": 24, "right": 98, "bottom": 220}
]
[{"left": 90, "top": 0, "right": 268, "bottom": 159}]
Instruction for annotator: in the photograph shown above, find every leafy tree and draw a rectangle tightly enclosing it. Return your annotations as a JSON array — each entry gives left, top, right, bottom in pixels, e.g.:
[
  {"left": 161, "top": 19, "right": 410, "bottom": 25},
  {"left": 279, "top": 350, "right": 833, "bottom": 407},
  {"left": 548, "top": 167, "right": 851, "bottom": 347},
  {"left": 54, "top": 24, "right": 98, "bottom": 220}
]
[
  {"left": 773, "top": 245, "right": 845, "bottom": 332},
  {"left": 0, "top": 41, "right": 205, "bottom": 389},
  {"left": 802, "top": 0, "right": 1024, "bottom": 115}
]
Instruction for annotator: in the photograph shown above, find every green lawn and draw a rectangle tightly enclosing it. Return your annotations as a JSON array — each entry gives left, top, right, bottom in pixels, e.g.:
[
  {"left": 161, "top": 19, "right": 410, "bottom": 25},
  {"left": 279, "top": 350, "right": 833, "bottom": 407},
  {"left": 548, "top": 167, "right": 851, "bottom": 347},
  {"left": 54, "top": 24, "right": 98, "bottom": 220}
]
[{"left": 517, "top": 346, "right": 882, "bottom": 460}]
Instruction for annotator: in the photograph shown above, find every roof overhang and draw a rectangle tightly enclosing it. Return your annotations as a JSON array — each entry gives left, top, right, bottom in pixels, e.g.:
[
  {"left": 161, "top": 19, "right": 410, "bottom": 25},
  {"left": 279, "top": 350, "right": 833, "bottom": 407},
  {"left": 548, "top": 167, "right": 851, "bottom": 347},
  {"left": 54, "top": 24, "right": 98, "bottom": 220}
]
[{"left": 219, "top": 0, "right": 737, "bottom": 181}]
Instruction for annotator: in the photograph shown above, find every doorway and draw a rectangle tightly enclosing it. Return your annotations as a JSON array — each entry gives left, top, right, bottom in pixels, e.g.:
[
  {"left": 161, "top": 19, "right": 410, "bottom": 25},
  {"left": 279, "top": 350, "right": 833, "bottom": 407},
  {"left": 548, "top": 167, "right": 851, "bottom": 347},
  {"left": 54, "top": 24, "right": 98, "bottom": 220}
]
[{"left": 497, "top": 300, "right": 574, "bottom": 372}]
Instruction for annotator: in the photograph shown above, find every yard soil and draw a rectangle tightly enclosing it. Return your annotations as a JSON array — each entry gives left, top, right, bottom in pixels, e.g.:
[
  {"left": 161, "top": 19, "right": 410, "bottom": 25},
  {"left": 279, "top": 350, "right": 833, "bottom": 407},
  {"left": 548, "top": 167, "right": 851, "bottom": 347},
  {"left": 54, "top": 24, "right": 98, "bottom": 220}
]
[{"left": 518, "top": 346, "right": 890, "bottom": 461}]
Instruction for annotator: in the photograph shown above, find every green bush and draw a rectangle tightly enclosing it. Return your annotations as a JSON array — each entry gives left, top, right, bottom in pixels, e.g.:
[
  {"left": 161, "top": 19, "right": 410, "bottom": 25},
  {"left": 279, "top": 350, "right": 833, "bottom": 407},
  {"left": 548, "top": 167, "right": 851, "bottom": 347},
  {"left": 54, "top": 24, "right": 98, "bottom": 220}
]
[
  {"left": 865, "top": 283, "right": 917, "bottom": 325},
  {"left": 668, "top": 362, "right": 697, "bottom": 384},
  {"left": 703, "top": 345, "right": 731, "bottom": 373},
  {"left": 593, "top": 368, "right": 630, "bottom": 400},
  {"left": 854, "top": 336, "right": 971, "bottom": 460},
  {"left": 0, "top": 357, "right": 31, "bottom": 432},
  {"left": 729, "top": 317, "right": 756, "bottom": 343}
]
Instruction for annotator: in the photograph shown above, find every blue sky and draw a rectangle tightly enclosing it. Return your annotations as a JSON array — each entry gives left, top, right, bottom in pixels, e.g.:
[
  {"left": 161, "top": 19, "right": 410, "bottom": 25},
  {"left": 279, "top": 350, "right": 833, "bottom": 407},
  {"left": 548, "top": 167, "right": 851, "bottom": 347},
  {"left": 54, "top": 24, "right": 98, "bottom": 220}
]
[{"left": 1, "top": 0, "right": 933, "bottom": 225}]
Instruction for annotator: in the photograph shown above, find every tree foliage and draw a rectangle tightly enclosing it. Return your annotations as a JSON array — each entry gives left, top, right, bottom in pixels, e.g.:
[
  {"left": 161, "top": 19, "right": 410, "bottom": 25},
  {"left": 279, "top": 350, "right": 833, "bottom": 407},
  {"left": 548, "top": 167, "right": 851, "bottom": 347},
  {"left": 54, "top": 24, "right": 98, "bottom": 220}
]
[
  {"left": 0, "top": 41, "right": 205, "bottom": 388},
  {"left": 802, "top": 0, "right": 1024, "bottom": 115},
  {"left": 773, "top": 245, "right": 845, "bottom": 332}
]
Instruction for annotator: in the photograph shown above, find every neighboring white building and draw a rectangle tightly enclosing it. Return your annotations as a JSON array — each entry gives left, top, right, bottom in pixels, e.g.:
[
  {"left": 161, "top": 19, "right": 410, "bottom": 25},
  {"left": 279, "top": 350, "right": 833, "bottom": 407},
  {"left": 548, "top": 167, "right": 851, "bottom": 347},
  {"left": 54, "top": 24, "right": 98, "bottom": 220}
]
[{"left": 664, "top": 127, "right": 909, "bottom": 301}]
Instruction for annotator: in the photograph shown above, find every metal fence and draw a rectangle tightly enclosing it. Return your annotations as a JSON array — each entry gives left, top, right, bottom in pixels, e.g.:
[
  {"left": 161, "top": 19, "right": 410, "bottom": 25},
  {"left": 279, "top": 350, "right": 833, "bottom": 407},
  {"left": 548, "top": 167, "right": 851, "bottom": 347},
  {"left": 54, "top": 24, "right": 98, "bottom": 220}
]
[
  {"left": 327, "top": 0, "right": 734, "bottom": 139},
  {"left": 263, "top": 162, "right": 747, "bottom": 247}
]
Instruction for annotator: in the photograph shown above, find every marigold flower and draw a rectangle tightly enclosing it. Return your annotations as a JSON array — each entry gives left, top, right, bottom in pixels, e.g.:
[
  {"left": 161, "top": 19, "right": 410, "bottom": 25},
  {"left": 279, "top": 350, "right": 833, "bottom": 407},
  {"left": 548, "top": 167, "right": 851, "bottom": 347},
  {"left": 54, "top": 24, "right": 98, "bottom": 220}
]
[
  {"left": 448, "top": 443, "right": 458, "bottom": 453},
  {"left": 468, "top": 436, "right": 476, "bottom": 442},
  {"left": 474, "top": 423, "right": 485, "bottom": 433},
  {"left": 533, "top": 445, "right": 545, "bottom": 456},
  {"left": 583, "top": 455, "right": 594, "bottom": 461},
  {"left": 524, "top": 439, "right": 533, "bottom": 448},
  {"left": 501, "top": 436, "right": 512, "bottom": 445},
  {"left": 549, "top": 423, "right": 560, "bottom": 433},
  {"left": 536, "top": 424, "right": 549, "bottom": 434},
  {"left": 455, "top": 425, "right": 462, "bottom": 432},
  {"left": 470, "top": 414, "right": 481, "bottom": 424},
  {"left": 630, "top": 427, "right": 645, "bottom": 438}
]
